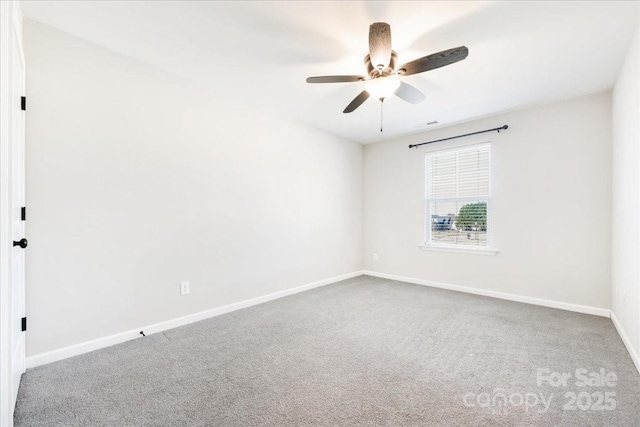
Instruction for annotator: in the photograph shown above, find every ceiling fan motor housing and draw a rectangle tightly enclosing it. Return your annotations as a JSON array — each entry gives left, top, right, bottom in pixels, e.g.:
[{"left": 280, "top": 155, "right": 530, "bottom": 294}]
[{"left": 365, "top": 51, "right": 398, "bottom": 79}]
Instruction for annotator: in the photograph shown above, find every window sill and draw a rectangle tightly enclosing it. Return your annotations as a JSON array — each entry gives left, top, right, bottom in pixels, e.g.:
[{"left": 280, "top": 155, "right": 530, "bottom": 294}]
[{"left": 418, "top": 244, "right": 498, "bottom": 256}]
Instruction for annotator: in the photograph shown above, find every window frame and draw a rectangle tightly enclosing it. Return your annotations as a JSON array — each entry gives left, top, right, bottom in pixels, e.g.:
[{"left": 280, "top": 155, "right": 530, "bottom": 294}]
[{"left": 423, "top": 142, "right": 494, "bottom": 252}]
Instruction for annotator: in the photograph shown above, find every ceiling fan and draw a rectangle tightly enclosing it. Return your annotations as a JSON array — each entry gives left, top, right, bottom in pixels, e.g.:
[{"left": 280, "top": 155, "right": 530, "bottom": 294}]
[{"left": 306, "top": 22, "right": 468, "bottom": 117}]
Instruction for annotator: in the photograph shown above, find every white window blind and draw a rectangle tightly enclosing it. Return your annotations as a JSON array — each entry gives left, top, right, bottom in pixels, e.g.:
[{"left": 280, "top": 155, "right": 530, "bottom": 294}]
[{"left": 425, "top": 144, "right": 491, "bottom": 248}]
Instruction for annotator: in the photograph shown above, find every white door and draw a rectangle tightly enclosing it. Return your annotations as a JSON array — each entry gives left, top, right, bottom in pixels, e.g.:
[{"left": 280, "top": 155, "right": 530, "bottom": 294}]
[{"left": 10, "top": 18, "right": 26, "bottom": 407}]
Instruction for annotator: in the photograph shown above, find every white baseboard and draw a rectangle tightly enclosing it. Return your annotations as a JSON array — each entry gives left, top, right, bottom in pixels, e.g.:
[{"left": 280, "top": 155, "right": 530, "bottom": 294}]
[
  {"left": 27, "top": 270, "right": 617, "bottom": 369},
  {"left": 363, "top": 270, "right": 611, "bottom": 318},
  {"left": 26, "top": 270, "right": 364, "bottom": 368},
  {"left": 611, "top": 312, "right": 640, "bottom": 375}
]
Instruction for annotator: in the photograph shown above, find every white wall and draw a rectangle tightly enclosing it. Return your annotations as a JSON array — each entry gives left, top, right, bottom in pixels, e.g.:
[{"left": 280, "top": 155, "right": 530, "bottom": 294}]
[
  {"left": 364, "top": 92, "right": 612, "bottom": 311},
  {"left": 612, "top": 26, "right": 640, "bottom": 369},
  {"left": 23, "top": 20, "right": 362, "bottom": 357}
]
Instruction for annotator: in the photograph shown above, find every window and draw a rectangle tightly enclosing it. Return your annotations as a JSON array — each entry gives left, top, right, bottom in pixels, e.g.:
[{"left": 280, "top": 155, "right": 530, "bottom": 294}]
[{"left": 425, "top": 143, "right": 491, "bottom": 249}]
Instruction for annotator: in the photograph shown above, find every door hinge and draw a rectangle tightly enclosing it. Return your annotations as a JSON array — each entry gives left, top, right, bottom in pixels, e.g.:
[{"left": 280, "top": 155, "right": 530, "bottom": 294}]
[
  {"left": 21, "top": 96, "right": 26, "bottom": 111},
  {"left": 21, "top": 317, "right": 27, "bottom": 332},
  {"left": 21, "top": 207, "right": 26, "bottom": 221}
]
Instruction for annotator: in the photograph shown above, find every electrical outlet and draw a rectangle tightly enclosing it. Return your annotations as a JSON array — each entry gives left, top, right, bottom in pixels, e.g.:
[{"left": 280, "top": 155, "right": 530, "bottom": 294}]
[
  {"left": 373, "top": 253, "right": 378, "bottom": 261},
  {"left": 180, "top": 281, "right": 190, "bottom": 296}
]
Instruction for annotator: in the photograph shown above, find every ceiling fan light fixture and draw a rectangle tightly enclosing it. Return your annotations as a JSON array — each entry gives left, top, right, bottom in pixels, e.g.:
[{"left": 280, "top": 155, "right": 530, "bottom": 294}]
[{"left": 365, "top": 76, "right": 400, "bottom": 100}]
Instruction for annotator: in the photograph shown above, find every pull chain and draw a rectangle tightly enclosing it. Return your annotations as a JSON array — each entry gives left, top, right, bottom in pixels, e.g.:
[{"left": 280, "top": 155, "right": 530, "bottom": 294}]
[{"left": 380, "top": 99, "right": 384, "bottom": 132}]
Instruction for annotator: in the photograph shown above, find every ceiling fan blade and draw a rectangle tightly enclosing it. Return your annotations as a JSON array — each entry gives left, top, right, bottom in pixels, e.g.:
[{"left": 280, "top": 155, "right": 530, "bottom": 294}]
[
  {"left": 343, "top": 90, "right": 370, "bottom": 113},
  {"left": 306, "top": 75, "right": 364, "bottom": 83},
  {"left": 395, "top": 82, "right": 425, "bottom": 104},
  {"left": 397, "top": 46, "right": 469, "bottom": 76},
  {"left": 369, "top": 22, "right": 392, "bottom": 70}
]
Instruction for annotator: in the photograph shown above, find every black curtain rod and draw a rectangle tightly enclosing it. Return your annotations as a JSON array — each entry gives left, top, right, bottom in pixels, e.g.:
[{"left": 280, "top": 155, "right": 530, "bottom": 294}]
[{"left": 408, "top": 125, "right": 508, "bottom": 149}]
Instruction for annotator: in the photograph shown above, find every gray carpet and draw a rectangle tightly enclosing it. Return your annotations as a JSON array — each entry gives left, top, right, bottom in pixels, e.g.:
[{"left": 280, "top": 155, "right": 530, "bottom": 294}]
[{"left": 14, "top": 275, "right": 640, "bottom": 426}]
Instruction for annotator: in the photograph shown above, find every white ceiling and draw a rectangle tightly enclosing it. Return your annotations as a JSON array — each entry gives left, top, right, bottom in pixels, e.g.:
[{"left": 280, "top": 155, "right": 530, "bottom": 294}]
[{"left": 22, "top": 1, "right": 639, "bottom": 144}]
